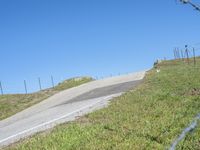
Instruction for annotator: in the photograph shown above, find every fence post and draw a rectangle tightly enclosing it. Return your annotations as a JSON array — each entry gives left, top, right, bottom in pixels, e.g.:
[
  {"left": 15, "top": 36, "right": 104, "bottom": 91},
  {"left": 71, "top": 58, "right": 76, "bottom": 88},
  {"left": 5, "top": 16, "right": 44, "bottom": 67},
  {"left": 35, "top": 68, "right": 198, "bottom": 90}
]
[
  {"left": 193, "top": 48, "right": 196, "bottom": 66},
  {"left": 178, "top": 49, "right": 181, "bottom": 59},
  {"left": 0, "top": 81, "right": 3, "bottom": 95},
  {"left": 24, "top": 80, "right": 27, "bottom": 94},
  {"left": 174, "top": 49, "right": 177, "bottom": 59},
  {"left": 176, "top": 48, "right": 180, "bottom": 59},
  {"left": 181, "top": 49, "right": 184, "bottom": 61},
  {"left": 51, "top": 76, "right": 55, "bottom": 88},
  {"left": 38, "top": 77, "right": 42, "bottom": 91},
  {"left": 185, "top": 45, "right": 190, "bottom": 64}
]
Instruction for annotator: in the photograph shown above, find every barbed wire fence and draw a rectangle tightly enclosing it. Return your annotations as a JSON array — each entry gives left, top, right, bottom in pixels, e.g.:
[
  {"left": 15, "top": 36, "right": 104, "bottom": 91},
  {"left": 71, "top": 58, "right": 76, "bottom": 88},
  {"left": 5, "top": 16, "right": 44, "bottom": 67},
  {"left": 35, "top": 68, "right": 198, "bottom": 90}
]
[
  {"left": 173, "top": 44, "right": 200, "bottom": 66},
  {"left": 0, "top": 76, "right": 57, "bottom": 95},
  {"left": 0, "top": 72, "right": 132, "bottom": 95}
]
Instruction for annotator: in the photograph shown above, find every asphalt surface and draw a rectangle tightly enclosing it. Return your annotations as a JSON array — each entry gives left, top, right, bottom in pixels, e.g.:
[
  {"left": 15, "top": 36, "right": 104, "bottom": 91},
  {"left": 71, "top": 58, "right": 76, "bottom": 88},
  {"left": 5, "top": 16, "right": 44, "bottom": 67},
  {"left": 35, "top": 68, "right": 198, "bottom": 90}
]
[
  {"left": 0, "top": 71, "right": 145, "bottom": 148},
  {"left": 57, "top": 80, "right": 142, "bottom": 106}
]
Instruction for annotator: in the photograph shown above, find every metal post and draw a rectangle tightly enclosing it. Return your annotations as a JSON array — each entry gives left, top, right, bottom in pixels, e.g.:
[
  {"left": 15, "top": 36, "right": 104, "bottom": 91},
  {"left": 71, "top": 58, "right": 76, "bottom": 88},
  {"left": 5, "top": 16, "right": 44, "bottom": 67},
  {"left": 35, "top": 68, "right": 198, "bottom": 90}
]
[
  {"left": 175, "top": 48, "right": 179, "bottom": 59},
  {"left": 175, "top": 49, "right": 177, "bottom": 59},
  {"left": 193, "top": 48, "right": 196, "bottom": 66},
  {"left": 0, "top": 81, "right": 3, "bottom": 95},
  {"left": 51, "top": 76, "right": 55, "bottom": 88},
  {"left": 24, "top": 80, "right": 27, "bottom": 94},
  {"left": 185, "top": 45, "right": 190, "bottom": 64},
  {"left": 38, "top": 77, "right": 42, "bottom": 91},
  {"left": 181, "top": 50, "right": 184, "bottom": 61},
  {"left": 177, "top": 49, "right": 181, "bottom": 59},
  {"left": 174, "top": 49, "right": 176, "bottom": 59},
  {"left": 174, "top": 49, "right": 177, "bottom": 60}
]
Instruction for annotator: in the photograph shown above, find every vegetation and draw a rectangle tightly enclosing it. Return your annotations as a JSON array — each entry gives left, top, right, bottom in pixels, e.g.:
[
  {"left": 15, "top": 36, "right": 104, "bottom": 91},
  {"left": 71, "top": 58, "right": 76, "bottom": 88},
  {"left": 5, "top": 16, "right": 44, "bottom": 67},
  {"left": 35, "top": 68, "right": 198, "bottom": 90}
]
[
  {"left": 5, "top": 59, "right": 200, "bottom": 149},
  {"left": 0, "top": 77, "right": 93, "bottom": 120},
  {"left": 177, "top": 120, "right": 200, "bottom": 149}
]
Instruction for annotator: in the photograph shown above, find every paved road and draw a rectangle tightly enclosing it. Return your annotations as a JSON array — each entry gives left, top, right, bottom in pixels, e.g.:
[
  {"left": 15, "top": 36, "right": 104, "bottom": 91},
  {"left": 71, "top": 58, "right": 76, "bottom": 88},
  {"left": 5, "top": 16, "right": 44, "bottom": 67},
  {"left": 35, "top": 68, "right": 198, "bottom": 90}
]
[{"left": 0, "top": 71, "right": 145, "bottom": 148}]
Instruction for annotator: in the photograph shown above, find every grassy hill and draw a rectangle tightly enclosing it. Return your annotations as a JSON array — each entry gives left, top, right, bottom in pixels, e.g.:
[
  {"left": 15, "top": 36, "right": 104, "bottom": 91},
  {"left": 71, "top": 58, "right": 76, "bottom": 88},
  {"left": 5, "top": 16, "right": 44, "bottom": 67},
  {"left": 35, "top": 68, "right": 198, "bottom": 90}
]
[
  {"left": 0, "top": 77, "right": 93, "bottom": 121},
  {"left": 5, "top": 58, "right": 200, "bottom": 149}
]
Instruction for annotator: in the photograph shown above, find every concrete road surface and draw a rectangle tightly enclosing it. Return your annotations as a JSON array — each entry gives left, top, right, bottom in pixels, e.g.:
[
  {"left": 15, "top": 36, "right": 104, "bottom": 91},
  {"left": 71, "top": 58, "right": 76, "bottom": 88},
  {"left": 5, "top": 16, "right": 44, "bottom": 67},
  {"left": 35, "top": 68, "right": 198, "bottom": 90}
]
[{"left": 0, "top": 71, "right": 146, "bottom": 148}]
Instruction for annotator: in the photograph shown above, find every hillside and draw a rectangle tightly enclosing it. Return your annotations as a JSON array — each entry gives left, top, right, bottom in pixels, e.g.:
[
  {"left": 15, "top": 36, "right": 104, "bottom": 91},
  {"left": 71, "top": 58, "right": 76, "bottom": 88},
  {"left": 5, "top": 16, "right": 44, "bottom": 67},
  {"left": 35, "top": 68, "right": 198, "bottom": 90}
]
[
  {"left": 0, "top": 77, "right": 93, "bottom": 120},
  {"left": 5, "top": 58, "right": 200, "bottom": 149}
]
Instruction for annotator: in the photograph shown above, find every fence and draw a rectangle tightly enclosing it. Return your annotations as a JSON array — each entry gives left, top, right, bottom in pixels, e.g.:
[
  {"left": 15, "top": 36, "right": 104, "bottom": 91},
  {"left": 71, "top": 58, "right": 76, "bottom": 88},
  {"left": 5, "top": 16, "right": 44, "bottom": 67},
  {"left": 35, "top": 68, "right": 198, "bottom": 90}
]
[
  {"left": 173, "top": 46, "right": 199, "bottom": 66},
  {"left": 0, "top": 72, "right": 132, "bottom": 95},
  {"left": 0, "top": 76, "right": 56, "bottom": 95}
]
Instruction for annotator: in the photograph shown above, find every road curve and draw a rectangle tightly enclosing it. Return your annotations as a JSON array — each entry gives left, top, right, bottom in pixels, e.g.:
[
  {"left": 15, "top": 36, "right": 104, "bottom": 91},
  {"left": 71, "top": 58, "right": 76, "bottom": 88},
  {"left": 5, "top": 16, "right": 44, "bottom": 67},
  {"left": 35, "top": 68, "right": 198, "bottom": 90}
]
[{"left": 0, "top": 71, "right": 146, "bottom": 148}]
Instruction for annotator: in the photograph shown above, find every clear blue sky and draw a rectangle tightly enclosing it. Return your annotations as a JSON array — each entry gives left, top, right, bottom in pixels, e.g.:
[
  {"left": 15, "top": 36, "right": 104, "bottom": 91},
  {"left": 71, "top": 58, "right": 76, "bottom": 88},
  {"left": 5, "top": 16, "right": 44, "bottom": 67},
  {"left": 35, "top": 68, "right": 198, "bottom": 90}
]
[{"left": 0, "top": 0, "right": 200, "bottom": 94}]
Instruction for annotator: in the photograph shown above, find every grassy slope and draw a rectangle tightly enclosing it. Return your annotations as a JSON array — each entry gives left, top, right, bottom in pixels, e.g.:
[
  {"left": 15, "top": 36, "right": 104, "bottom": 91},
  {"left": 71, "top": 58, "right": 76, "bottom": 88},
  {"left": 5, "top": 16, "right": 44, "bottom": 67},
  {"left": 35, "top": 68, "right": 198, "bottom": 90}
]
[
  {"left": 6, "top": 59, "right": 200, "bottom": 150},
  {"left": 0, "top": 77, "right": 93, "bottom": 120}
]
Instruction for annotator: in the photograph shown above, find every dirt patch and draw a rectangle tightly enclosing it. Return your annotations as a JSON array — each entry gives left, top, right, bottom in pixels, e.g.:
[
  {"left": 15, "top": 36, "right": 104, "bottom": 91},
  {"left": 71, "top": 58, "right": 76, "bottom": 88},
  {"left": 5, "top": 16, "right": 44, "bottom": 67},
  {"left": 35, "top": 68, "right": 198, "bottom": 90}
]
[{"left": 186, "top": 88, "right": 200, "bottom": 96}]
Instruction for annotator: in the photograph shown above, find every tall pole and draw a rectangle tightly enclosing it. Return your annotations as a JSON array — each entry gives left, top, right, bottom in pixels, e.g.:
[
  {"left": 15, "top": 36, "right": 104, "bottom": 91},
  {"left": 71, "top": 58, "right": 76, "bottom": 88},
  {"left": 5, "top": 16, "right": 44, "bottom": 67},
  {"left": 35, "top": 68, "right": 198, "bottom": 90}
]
[
  {"left": 0, "top": 81, "right": 3, "bottom": 95},
  {"left": 24, "top": 80, "right": 27, "bottom": 94},
  {"left": 38, "top": 77, "right": 42, "bottom": 91},
  {"left": 51, "top": 76, "right": 55, "bottom": 88}
]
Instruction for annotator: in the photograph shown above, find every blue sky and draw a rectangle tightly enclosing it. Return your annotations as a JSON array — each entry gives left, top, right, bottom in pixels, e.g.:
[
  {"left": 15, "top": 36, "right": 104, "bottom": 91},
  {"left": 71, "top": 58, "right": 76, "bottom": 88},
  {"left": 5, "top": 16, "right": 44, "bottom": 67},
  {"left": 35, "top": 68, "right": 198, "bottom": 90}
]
[{"left": 0, "top": 0, "right": 200, "bottom": 94}]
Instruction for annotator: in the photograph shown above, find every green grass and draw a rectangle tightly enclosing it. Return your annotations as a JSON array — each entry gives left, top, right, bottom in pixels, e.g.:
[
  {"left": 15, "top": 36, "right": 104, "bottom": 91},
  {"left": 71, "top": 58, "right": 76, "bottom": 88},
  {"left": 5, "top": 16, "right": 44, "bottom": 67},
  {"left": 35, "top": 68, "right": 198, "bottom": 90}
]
[
  {"left": 176, "top": 120, "right": 200, "bottom": 149},
  {"left": 5, "top": 59, "right": 200, "bottom": 150},
  {"left": 0, "top": 77, "right": 93, "bottom": 121}
]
